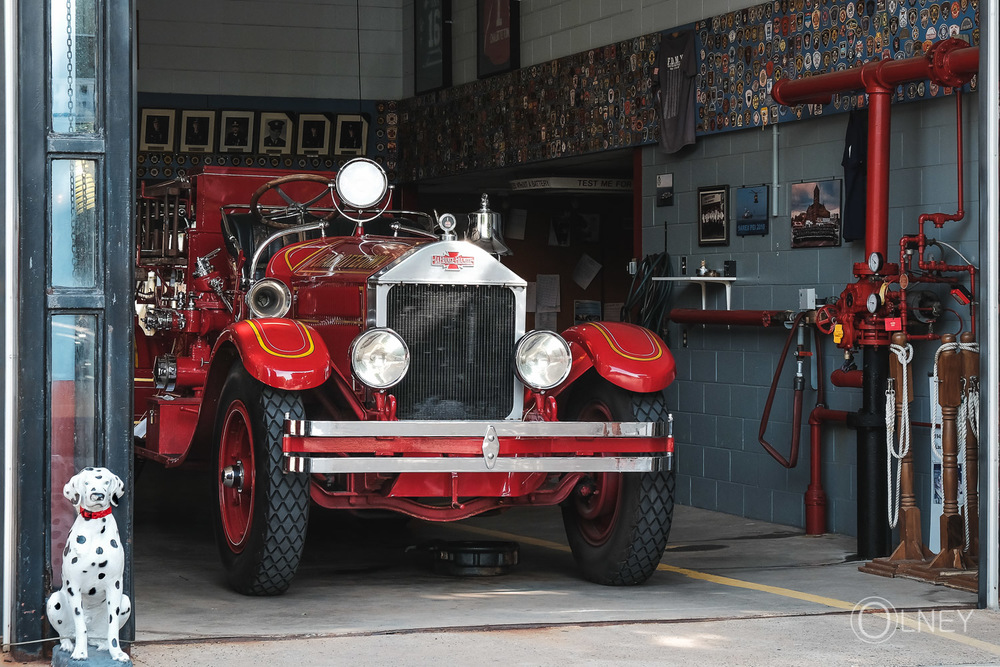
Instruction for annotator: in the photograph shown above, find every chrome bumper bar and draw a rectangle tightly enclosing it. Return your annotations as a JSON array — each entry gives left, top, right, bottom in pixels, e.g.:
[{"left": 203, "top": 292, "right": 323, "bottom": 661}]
[
  {"left": 286, "top": 454, "right": 672, "bottom": 474},
  {"left": 286, "top": 419, "right": 665, "bottom": 438},
  {"left": 283, "top": 418, "right": 674, "bottom": 474}
]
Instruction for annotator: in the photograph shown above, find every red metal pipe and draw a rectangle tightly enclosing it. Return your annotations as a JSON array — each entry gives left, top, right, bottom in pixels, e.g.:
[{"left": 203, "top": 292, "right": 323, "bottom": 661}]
[
  {"left": 669, "top": 308, "right": 790, "bottom": 327},
  {"left": 830, "top": 368, "right": 863, "bottom": 388},
  {"left": 772, "top": 41, "right": 979, "bottom": 268},
  {"left": 806, "top": 406, "right": 849, "bottom": 534}
]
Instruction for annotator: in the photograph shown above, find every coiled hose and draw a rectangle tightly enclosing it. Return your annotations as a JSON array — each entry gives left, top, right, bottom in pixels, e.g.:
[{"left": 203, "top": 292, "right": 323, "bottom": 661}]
[{"left": 620, "top": 252, "right": 673, "bottom": 335}]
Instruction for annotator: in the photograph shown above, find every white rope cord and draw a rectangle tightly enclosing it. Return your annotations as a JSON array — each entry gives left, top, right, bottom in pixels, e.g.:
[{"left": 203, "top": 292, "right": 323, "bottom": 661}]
[
  {"left": 957, "top": 339, "right": 980, "bottom": 551},
  {"left": 886, "top": 342, "right": 913, "bottom": 529},
  {"left": 929, "top": 341, "right": 960, "bottom": 462}
]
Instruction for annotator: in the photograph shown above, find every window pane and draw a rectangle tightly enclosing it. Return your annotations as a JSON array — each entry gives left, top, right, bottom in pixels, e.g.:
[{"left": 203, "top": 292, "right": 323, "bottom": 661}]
[
  {"left": 51, "top": 159, "right": 97, "bottom": 288},
  {"left": 50, "top": 0, "right": 99, "bottom": 133},
  {"left": 49, "top": 314, "right": 98, "bottom": 576}
]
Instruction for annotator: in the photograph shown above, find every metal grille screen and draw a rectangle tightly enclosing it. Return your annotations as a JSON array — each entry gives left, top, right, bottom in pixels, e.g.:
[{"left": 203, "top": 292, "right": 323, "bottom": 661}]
[{"left": 387, "top": 284, "right": 516, "bottom": 420}]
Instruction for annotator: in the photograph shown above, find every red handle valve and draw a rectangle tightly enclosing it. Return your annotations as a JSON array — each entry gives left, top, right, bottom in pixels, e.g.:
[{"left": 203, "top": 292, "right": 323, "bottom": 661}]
[{"left": 814, "top": 305, "right": 837, "bottom": 335}]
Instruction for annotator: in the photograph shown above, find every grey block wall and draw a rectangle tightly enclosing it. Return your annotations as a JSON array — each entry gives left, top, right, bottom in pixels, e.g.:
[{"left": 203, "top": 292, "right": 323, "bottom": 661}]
[{"left": 641, "top": 95, "right": 980, "bottom": 536}]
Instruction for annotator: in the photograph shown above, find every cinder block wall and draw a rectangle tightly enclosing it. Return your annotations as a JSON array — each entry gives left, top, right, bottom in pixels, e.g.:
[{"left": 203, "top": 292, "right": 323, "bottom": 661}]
[
  {"left": 641, "top": 95, "right": 980, "bottom": 534},
  {"left": 137, "top": 0, "right": 406, "bottom": 99}
]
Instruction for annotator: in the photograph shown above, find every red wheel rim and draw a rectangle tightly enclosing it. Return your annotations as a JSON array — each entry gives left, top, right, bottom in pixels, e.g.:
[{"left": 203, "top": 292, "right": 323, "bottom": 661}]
[
  {"left": 572, "top": 399, "right": 623, "bottom": 546},
  {"left": 218, "top": 399, "right": 255, "bottom": 553}
]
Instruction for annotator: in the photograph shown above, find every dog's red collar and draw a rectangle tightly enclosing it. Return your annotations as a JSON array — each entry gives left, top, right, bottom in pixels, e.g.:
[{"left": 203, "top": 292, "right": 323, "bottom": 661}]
[{"left": 79, "top": 507, "right": 113, "bottom": 520}]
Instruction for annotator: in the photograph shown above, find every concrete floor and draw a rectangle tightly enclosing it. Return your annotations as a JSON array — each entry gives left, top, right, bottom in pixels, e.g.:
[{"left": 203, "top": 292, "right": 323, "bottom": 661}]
[{"left": 15, "top": 466, "right": 1000, "bottom": 665}]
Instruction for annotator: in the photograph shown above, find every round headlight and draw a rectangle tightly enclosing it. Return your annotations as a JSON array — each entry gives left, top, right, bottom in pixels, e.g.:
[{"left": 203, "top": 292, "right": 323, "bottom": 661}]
[
  {"left": 515, "top": 330, "right": 572, "bottom": 391},
  {"left": 350, "top": 328, "right": 410, "bottom": 389},
  {"left": 336, "top": 158, "right": 388, "bottom": 209},
  {"left": 246, "top": 279, "right": 292, "bottom": 319}
]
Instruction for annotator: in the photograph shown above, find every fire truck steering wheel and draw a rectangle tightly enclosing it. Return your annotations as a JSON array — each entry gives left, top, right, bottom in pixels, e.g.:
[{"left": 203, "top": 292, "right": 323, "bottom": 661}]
[{"left": 250, "top": 174, "right": 339, "bottom": 229}]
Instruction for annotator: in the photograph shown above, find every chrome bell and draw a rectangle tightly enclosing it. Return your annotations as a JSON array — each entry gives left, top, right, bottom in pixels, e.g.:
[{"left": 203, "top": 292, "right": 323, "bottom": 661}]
[{"left": 468, "top": 194, "right": 512, "bottom": 256}]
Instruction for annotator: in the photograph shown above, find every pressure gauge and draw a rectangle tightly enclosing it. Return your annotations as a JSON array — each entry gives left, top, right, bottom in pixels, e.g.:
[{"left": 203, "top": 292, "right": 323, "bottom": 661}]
[
  {"left": 867, "top": 292, "right": 881, "bottom": 314},
  {"left": 868, "top": 251, "right": 884, "bottom": 273}
]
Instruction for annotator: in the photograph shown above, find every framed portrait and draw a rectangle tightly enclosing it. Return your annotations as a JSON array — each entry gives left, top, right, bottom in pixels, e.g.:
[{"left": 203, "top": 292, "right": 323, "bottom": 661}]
[
  {"left": 334, "top": 115, "right": 368, "bottom": 156},
  {"left": 735, "top": 185, "right": 769, "bottom": 237},
  {"left": 296, "top": 114, "right": 331, "bottom": 155},
  {"left": 139, "top": 108, "right": 175, "bottom": 152},
  {"left": 414, "top": 0, "right": 452, "bottom": 94},
  {"left": 477, "top": 0, "right": 519, "bottom": 79},
  {"left": 179, "top": 110, "right": 215, "bottom": 153},
  {"left": 697, "top": 185, "right": 729, "bottom": 246},
  {"left": 258, "top": 112, "right": 293, "bottom": 155},
  {"left": 219, "top": 111, "right": 255, "bottom": 153},
  {"left": 790, "top": 180, "right": 842, "bottom": 248}
]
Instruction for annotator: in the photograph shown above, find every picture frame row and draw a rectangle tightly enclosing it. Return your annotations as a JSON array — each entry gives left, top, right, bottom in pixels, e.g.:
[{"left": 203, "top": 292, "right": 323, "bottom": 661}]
[{"left": 139, "top": 109, "right": 370, "bottom": 157}]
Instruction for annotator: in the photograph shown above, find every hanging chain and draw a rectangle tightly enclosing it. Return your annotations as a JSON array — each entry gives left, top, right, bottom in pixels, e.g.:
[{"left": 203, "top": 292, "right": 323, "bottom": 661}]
[{"left": 65, "top": 0, "right": 75, "bottom": 130}]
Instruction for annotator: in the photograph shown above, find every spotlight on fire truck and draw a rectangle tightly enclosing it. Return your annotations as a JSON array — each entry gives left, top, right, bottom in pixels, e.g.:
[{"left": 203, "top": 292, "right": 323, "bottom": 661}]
[
  {"left": 350, "top": 327, "right": 410, "bottom": 389},
  {"left": 246, "top": 278, "right": 292, "bottom": 319},
  {"left": 514, "top": 330, "right": 572, "bottom": 391},
  {"left": 335, "top": 157, "right": 389, "bottom": 210}
]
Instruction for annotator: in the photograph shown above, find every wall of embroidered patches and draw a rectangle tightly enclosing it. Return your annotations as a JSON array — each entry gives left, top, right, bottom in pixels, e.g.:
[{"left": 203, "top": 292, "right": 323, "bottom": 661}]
[{"left": 398, "top": 0, "right": 979, "bottom": 182}]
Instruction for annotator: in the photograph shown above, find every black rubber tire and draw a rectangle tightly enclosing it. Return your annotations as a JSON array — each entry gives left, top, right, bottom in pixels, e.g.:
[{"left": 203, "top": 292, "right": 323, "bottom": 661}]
[
  {"left": 561, "top": 375, "right": 675, "bottom": 585},
  {"left": 211, "top": 364, "right": 310, "bottom": 595}
]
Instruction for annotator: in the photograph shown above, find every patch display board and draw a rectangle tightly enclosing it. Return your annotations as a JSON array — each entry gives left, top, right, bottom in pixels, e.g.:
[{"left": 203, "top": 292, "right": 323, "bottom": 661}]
[
  {"left": 693, "top": 0, "right": 980, "bottom": 133},
  {"left": 400, "top": 0, "right": 978, "bottom": 182}
]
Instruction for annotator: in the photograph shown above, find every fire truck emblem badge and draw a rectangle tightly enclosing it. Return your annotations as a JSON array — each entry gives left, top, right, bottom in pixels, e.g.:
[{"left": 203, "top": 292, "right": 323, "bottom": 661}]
[{"left": 432, "top": 252, "right": 475, "bottom": 270}]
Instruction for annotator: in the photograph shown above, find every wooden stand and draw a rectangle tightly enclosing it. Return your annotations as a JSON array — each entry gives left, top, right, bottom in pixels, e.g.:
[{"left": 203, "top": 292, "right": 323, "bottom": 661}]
[{"left": 859, "top": 333, "right": 932, "bottom": 578}]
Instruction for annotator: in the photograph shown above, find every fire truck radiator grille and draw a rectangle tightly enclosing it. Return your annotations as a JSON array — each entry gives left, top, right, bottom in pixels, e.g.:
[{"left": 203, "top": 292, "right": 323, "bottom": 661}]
[{"left": 387, "top": 284, "right": 516, "bottom": 420}]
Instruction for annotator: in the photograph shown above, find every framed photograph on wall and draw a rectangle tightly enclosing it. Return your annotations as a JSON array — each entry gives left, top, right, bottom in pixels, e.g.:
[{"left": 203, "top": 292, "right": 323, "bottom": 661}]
[
  {"left": 219, "top": 110, "right": 255, "bottom": 153},
  {"left": 296, "top": 114, "right": 331, "bottom": 155},
  {"left": 258, "top": 112, "right": 293, "bottom": 155},
  {"left": 414, "top": 0, "right": 452, "bottom": 94},
  {"left": 735, "top": 185, "right": 769, "bottom": 237},
  {"left": 477, "top": 0, "right": 519, "bottom": 79},
  {"left": 139, "top": 108, "right": 175, "bottom": 152},
  {"left": 697, "top": 185, "right": 729, "bottom": 246},
  {"left": 179, "top": 110, "right": 215, "bottom": 153},
  {"left": 334, "top": 115, "right": 368, "bottom": 156},
  {"left": 790, "top": 180, "right": 842, "bottom": 248}
]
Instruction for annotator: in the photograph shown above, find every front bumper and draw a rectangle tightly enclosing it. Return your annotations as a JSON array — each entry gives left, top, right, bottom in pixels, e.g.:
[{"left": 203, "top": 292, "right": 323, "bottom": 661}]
[{"left": 283, "top": 418, "right": 674, "bottom": 474}]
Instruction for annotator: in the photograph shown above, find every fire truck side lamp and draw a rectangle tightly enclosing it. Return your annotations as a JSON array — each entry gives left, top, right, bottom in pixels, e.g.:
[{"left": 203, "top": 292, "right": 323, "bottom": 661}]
[
  {"left": 514, "top": 330, "right": 572, "bottom": 391},
  {"left": 350, "top": 327, "right": 410, "bottom": 389}
]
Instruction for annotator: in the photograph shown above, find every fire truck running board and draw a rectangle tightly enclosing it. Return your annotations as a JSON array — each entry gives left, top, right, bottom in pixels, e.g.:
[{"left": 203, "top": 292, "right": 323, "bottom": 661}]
[{"left": 284, "top": 453, "right": 673, "bottom": 474}]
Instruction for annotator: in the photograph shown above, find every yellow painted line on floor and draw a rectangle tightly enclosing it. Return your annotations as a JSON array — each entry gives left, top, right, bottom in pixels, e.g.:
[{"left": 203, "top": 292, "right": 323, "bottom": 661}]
[{"left": 450, "top": 522, "right": 1000, "bottom": 657}]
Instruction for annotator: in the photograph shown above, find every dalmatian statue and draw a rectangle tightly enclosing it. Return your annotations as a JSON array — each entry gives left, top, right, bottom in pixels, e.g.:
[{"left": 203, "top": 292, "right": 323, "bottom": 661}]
[{"left": 47, "top": 467, "right": 131, "bottom": 662}]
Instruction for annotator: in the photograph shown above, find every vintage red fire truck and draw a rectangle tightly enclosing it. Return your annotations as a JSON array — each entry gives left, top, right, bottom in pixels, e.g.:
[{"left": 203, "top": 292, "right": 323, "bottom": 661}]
[{"left": 133, "top": 158, "right": 677, "bottom": 595}]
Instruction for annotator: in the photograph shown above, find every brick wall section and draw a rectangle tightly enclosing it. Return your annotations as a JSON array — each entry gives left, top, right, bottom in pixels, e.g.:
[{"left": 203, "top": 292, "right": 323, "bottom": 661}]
[{"left": 642, "top": 96, "right": 980, "bottom": 535}]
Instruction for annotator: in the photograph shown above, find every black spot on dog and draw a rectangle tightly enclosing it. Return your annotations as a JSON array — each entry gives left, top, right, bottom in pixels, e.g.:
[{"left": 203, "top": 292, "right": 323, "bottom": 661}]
[
  {"left": 56, "top": 620, "right": 62, "bottom": 625},
  {"left": 99, "top": 560, "right": 108, "bottom": 568},
  {"left": 109, "top": 614, "right": 113, "bottom": 623},
  {"left": 112, "top": 639, "right": 118, "bottom": 648},
  {"left": 76, "top": 535, "right": 86, "bottom": 544},
  {"left": 115, "top": 607, "right": 119, "bottom": 614},
  {"left": 98, "top": 573, "right": 106, "bottom": 580},
  {"left": 89, "top": 588, "right": 96, "bottom": 596},
  {"left": 115, "top": 581, "right": 120, "bottom": 590},
  {"left": 63, "top": 544, "right": 69, "bottom": 557},
  {"left": 95, "top": 474, "right": 102, "bottom": 479},
  {"left": 110, "top": 539, "right": 118, "bottom": 549},
  {"left": 67, "top": 587, "right": 74, "bottom": 596},
  {"left": 101, "top": 527, "right": 106, "bottom": 534},
  {"left": 71, "top": 557, "right": 78, "bottom": 564},
  {"left": 54, "top": 602, "right": 61, "bottom": 610},
  {"left": 74, "top": 608, "right": 80, "bottom": 616},
  {"left": 84, "top": 467, "right": 93, "bottom": 471},
  {"left": 96, "top": 547, "right": 103, "bottom": 555}
]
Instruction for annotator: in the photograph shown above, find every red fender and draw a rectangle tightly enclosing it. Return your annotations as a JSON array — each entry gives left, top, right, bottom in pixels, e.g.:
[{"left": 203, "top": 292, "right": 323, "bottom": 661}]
[
  {"left": 561, "top": 322, "right": 675, "bottom": 394},
  {"left": 217, "top": 318, "right": 332, "bottom": 390}
]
